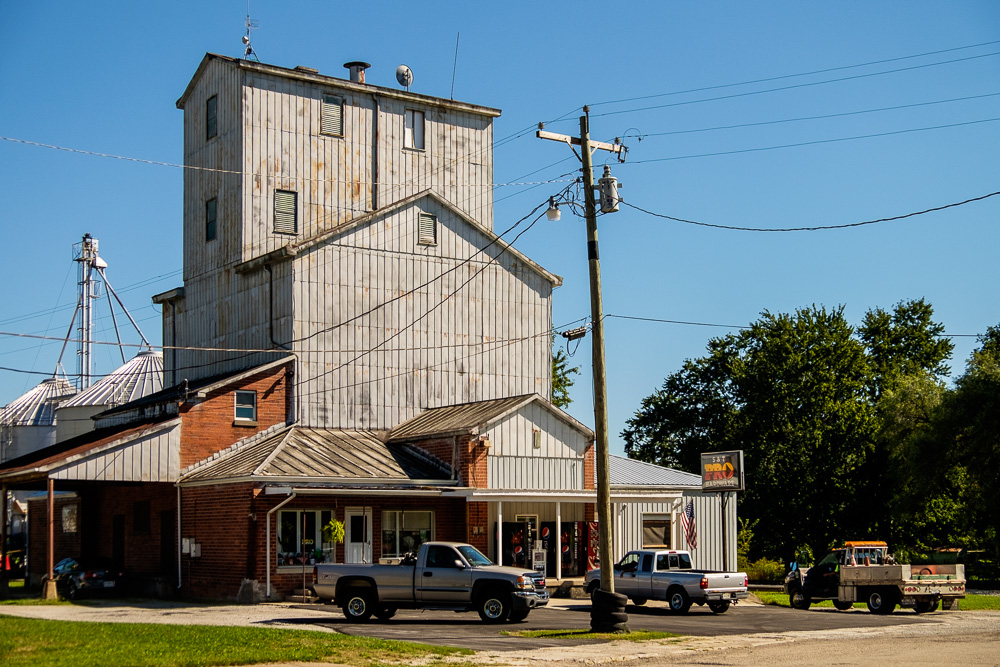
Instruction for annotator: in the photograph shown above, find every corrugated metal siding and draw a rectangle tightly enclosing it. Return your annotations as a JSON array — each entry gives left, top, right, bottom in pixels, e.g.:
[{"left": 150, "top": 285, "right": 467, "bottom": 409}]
[
  {"left": 51, "top": 421, "right": 180, "bottom": 482},
  {"left": 488, "top": 457, "right": 582, "bottom": 491}
]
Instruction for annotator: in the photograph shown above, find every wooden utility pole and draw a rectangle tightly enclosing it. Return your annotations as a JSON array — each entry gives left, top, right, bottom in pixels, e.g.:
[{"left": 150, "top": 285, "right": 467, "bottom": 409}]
[{"left": 537, "top": 107, "right": 623, "bottom": 594}]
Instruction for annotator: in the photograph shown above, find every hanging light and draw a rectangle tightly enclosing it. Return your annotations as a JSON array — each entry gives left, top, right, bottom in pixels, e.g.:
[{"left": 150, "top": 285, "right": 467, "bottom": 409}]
[{"left": 546, "top": 197, "right": 561, "bottom": 221}]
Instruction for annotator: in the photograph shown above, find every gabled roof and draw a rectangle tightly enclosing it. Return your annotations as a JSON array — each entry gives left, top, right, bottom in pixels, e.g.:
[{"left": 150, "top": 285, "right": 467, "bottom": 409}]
[
  {"left": 233, "top": 190, "right": 562, "bottom": 288},
  {"left": 387, "top": 393, "right": 594, "bottom": 442},
  {"left": 180, "top": 426, "right": 452, "bottom": 485},
  {"left": 0, "top": 377, "right": 76, "bottom": 427},
  {"left": 609, "top": 454, "right": 701, "bottom": 488}
]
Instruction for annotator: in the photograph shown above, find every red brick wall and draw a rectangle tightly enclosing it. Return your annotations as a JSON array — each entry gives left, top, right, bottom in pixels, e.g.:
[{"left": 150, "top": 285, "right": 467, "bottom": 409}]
[
  {"left": 466, "top": 501, "right": 489, "bottom": 552},
  {"left": 583, "top": 440, "right": 595, "bottom": 490},
  {"left": 27, "top": 496, "right": 81, "bottom": 579},
  {"left": 179, "top": 362, "right": 291, "bottom": 468}
]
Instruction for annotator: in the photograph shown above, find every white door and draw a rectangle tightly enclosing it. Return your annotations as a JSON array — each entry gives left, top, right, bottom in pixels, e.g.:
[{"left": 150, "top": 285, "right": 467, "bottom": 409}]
[{"left": 345, "top": 507, "right": 373, "bottom": 563}]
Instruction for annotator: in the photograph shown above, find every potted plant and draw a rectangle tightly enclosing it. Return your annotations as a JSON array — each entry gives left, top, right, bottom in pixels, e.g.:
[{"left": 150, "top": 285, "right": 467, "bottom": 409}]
[{"left": 322, "top": 518, "right": 345, "bottom": 564}]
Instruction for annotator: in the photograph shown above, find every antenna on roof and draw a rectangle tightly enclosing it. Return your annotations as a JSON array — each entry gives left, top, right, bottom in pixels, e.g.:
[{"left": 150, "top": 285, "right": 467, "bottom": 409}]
[{"left": 242, "top": 0, "right": 260, "bottom": 61}]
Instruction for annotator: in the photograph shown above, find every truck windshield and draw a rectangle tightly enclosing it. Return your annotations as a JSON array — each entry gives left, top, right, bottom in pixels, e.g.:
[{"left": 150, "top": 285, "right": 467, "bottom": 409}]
[{"left": 456, "top": 545, "right": 494, "bottom": 567}]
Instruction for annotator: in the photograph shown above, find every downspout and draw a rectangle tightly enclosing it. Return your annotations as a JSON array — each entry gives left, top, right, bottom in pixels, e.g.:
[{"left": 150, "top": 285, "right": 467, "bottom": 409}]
[
  {"left": 370, "top": 94, "right": 379, "bottom": 211},
  {"left": 176, "top": 486, "right": 182, "bottom": 589},
  {"left": 266, "top": 491, "right": 298, "bottom": 599},
  {"left": 264, "top": 264, "right": 291, "bottom": 351},
  {"left": 169, "top": 302, "right": 177, "bottom": 387},
  {"left": 452, "top": 436, "right": 459, "bottom": 481}
]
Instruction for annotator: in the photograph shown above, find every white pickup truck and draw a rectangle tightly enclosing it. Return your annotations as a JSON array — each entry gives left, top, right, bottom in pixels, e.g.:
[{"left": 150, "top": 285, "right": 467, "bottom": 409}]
[{"left": 585, "top": 549, "right": 749, "bottom": 614}]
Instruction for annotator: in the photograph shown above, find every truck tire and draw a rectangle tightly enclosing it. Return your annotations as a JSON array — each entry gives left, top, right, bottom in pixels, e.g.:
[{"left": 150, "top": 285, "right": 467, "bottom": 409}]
[
  {"left": 477, "top": 588, "right": 511, "bottom": 623},
  {"left": 915, "top": 599, "right": 939, "bottom": 614},
  {"left": 508, "top": 609, "right": 530, "bottom": 623},
  {"left": 373, "top": 605, "right": 397, "bottom": 621},
  {"left": 789, "top": 589, "right": 811, "bottom": 610},
  {"left": 866, "top": 588, "right": 897, "bottom": 615},
  {"left": 342, "top": 590, "right": 374, "bottom": 622},
  {"left": 591, "top": 588, "right": 628, "bottom": 612},
  {"left": 630, "top": 597, "right": 647, "bottom": 606},
  {"left": 586, "top": 580, "right": 600, "bottom": 598},
  {"left": 834, "top": 600, "right": 854, "bottom": 611},
  {"left": 708, "top": 601, "right": 731, "bottom": 614},
  {"left": 666, "top": 587, "right": 691, "bottom": 614}
]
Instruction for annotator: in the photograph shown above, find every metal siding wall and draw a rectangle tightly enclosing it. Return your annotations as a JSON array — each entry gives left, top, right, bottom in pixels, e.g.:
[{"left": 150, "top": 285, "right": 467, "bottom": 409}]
[
  {"left": 51, "top": 424, "right": 181, "bottom": 483},
  {"left": 676, "top": 491, "right": 739, "bottom": 572}
]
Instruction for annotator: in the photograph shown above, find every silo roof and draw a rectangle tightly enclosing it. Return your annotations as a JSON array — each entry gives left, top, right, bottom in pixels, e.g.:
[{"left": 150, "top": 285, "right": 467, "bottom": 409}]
[
  {"left": 0, "top": 378, "right": 77, "bottom": 427},
  {"left": 60, "top": 350, "right": 163, "bottom": 409}
]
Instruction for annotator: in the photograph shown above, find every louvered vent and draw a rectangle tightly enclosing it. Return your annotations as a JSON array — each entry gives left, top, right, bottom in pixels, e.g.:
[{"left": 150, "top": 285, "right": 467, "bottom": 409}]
[
  {"left": 321, "top": 95, "right": 343, "bottom": 136},
  {"left": 274, "top": 190, "right": 298, "bottom": 234},
  {"left": 418, "top": 213, "right": 437, "bottom": 245}
]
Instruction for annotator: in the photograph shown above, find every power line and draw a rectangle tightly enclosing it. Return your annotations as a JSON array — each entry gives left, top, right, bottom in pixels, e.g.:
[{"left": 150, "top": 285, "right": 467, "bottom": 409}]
[
  {"left": 603, "top": 314, "right": 981, "bottom": 338},
  {"left": 587, "top": 40, "right": 1000, "bottom": 109},
  {"left": 621, "top": 190, "right": 1000, "bottom": 232},
  {"left": 587, "top": 51, "right": 1000, "bottom": 119},
  {"left": 626, "top": 117, "right": 1000, "bottom": 164},
  {"left": 623, "top": 92, "right": 1000, "bottom": 139}
]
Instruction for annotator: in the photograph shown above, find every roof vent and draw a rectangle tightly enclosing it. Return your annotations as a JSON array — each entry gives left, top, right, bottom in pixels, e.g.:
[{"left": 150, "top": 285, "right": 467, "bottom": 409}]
[{"left": 343, "top": 61, "right": 371, "bottom": 83}]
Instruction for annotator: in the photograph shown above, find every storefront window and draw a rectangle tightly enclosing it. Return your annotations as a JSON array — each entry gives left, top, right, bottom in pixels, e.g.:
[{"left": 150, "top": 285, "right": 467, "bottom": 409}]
[
  {"left": 382, "top": 510, "right": 433, "bottom": 556},
  {"left": 642, "top": 515, "right": 671, "bottom": 549},
  {"left": 278, "top": 510, "right": 336, "bottom": 565}
]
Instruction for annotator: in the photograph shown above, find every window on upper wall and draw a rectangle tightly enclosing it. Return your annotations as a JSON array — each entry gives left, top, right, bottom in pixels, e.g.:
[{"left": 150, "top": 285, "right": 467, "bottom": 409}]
[
  {"left": 205, "top": 198, "right": 217, "bottom": 242},
  {"left": 235, "top": 390, "right": 257, "bottom": 422},
  {"left": 206, "top": 95, "right": 217, "bottom": 140},
  {"left": 417, "top": 212, "right": 437, "bottom": 245},
  {"left": 320, "top": 94, "right": 343, "bottom": 136},
  {"left": 642, "top": 515, "right": 672, "bottom": 549},
  {"left": 274, "top": 190, "right": 298, "bottom": 234},
  {"left": 404, "top": 109, "right": 424, "bottom": 150}
]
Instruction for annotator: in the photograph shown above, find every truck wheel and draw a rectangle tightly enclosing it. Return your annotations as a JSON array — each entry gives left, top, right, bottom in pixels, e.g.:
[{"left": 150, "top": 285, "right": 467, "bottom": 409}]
[
  {"left": 666, "top": 587, "right": 691, "bottom": 614},
  {"left": 708, "top": 601, "right": 731, "bottom": 614},
  {"left": 866, "top": 588, "right": 897, "bottom": 615},
  {"left": 915, "top": 600, "right": 939, "bottom": 614},
  {"left": 342, "top": 591, "right": 374, "bottom": 622},
  {"left": 508, "top": 610, "right": 530, "bottom": 623},
  {"left": 789, "top": 590, "right": 811, "bottom": 610},
  {"left": 630, "top": 597, "right": 647, "bottom": 606},
  {"left": 586, "top": 580, "right": 600, "bottom": 598},
  {"left": 834, "top": 600, "right": 854, "bottom": 611},
  {"left": 477, "top": 588, "right": 511, "bottom": 623},
  {"left": 373, "top": 606, "right": 397, "bottom": 621}
]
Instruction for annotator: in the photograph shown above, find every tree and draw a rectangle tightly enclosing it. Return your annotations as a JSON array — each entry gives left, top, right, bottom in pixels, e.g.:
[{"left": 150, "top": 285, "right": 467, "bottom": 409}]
[{"left": 551, "top": 344, "right": 580, "bottom": 409}]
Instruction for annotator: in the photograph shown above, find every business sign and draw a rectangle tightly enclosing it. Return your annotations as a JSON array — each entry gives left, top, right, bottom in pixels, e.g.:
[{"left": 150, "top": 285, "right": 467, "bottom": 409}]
[{"left": 700, "top": 450, "right": 745, "bottom": 492}]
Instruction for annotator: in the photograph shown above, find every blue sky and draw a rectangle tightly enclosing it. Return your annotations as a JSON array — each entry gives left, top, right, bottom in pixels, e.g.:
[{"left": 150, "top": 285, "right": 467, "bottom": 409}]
[{"left": 1, "top": 1, "right": 998, "bottom": 456}]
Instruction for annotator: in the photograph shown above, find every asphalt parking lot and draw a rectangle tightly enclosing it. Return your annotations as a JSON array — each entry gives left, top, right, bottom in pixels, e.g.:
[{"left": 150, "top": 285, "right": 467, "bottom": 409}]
[{"left": 305, "top": 597, "right": 939, "bottom": 651}]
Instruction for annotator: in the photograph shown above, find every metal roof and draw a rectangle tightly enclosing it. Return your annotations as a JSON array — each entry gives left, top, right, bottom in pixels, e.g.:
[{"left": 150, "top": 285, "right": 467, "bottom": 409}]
[
  {"left": 0, "top": 378, "right": 76, "bottom": 427},
  {"left": 388, "top": 394, "right": 593, "bottom": 442},
  {"left": 609, "top": 454, "right": 702, "bottom": 488},
  {"left": 60, "top": 350, "right": 163, "bottom": 409},
  {"left": 181, "top": 426, "right": 452, "bottom": 484}
]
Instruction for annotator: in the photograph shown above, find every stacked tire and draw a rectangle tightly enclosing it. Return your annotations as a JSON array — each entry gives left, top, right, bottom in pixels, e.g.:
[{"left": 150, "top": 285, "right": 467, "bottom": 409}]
[{"left": 590, "top": 588, "right": 629, "bottom": 633}]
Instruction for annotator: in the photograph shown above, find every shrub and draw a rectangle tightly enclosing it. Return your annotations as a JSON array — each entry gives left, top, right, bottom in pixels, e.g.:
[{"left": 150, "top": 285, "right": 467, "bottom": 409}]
[{"left": 745, "top": 557, "right": 785, "bottom": 584}]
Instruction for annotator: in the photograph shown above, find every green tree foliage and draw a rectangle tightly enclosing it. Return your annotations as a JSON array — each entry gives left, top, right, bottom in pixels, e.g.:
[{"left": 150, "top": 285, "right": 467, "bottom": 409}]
[
  {"left": 551, "top": 344, "right": 580, "bottom": 409},
  {"left": 622, "top": 300, "right": 982, "bottom": 562}
]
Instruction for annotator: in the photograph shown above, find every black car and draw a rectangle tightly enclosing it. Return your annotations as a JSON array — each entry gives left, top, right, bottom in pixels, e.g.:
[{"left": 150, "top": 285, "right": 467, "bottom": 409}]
[{"left": 44, "top": 557, "right": 124, "bottom": 600}]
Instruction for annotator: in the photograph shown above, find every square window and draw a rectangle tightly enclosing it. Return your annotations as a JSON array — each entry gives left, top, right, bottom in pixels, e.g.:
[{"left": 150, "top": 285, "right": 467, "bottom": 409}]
[
  {"left": 235, "top": 390, "right": 257, "bottom": 421},
  {"left": 206, "top": 96, "right": 217, "bottom": 140},
  {"left": 321, "top": 95, "right": 343, "bottom": 136},
  {"left": 205, "top": 198, "right": 217, "bottom": 242},
  {"left": 274, "top": 190, "right": 298, "bottom": 234},
  {"left": 642, "top": 516, "right": 671, "bottom": 549},
  {"left": 417, "top": 212, "right": 437, "bottom": 245},
  {"left": 404, "top": 109, "right": 424, "bottom": 150}
]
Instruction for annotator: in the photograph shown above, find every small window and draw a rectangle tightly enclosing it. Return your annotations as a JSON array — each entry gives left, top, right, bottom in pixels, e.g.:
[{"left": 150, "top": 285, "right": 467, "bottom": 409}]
[
  {"left": 133, "top": 500, "right": 151, "bottom": 536},
  {"left": 235, "top": 390, "right": 257, "bottom": 421},
  {"left": 642, "top": 516, "right": 671, "bottom": 549},
  {"left": 274, "top": 190, "right": 298, "bottom": 234},
  {"left": 61, "top": 505, "right": 78, "bottom": 534},
  {"left": 417, "top": 212, "right": 437, "bottom": 245},
  {"left": 321, "top": 95, "right": 343, "bottom": 136},
  {"left": 205, "top": 198, "right": 217, "bottom": 242},
  {"left": 206, "top": 95, "right": 217, "bottom": 140},
  {"left": 404, "top": 109, "right": 424, "bottom": 149}
]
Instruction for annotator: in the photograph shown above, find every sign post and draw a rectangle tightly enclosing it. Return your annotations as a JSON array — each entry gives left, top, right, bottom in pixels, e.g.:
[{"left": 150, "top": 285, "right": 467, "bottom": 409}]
[{"left": 700, "top": 451, "right": 745, "bottom": 571}]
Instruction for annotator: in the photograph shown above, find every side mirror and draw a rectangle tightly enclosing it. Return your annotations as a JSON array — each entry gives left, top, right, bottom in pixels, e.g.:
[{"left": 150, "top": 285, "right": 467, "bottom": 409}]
[{"left": 453, "top": 559, "right": 466, "bottom": 569}]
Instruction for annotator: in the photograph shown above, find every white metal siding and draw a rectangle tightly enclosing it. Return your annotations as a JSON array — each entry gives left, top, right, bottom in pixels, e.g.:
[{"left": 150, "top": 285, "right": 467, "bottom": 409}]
[{"left": 51, "top": 422, "right": 181, "bottom": 483}]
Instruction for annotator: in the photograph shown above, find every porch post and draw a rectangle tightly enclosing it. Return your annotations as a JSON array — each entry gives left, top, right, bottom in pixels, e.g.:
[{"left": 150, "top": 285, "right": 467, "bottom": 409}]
[
  {"left": 496, "top": 501, "right": 503, "bottom": 566},
  {"left": 43, "top": 478, "right": 58, "bottom": 600},
  {"left": 555, "top": 501, "right": 562, "bottom": 581},
  {"left": 1, "top": 484, "right": 8, "bottom": 596}
]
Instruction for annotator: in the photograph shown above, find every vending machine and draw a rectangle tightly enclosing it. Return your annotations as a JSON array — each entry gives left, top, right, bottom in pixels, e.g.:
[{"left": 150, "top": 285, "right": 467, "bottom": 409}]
[
  {"left": 496, "top": 522, "right": 533, "bottom": 567},
  {"left": 540, "top": 521, "right": 584, "bottom": 577},
  {"left": 585, "top": 521, "right": 600, "bottom": 571}
]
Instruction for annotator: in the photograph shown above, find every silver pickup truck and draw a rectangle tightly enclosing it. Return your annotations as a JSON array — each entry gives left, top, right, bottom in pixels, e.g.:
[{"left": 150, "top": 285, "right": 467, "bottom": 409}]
[
  {"left": 311, "top": 541, "right": 549, "bottom": 623},
  {"left": 585, "top": 549, "right": 748, "bottom": 614}
]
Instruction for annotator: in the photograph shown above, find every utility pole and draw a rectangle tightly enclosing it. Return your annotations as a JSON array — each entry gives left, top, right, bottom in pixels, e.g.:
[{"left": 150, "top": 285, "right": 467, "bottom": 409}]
[{"left": 537, "top": 107, "right": 623, "bottom": 595}]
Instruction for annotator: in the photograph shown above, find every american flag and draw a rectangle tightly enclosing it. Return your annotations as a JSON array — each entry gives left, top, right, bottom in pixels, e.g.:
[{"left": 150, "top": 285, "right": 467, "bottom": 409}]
[{"left": 681, "top": 500, "right": 698, "bottom": 549}]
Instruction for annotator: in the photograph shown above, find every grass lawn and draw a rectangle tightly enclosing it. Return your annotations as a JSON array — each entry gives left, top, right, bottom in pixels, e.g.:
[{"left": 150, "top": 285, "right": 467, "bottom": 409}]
[
  {"left": 754, "top": 590, "right": 1000, "bottom": 611},
  {"left": 0, "top": 616, "right": 468, "bottom": 667}
]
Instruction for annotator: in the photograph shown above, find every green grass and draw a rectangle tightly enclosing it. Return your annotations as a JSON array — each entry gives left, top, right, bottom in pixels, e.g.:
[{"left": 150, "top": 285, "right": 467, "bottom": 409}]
[
  {"left": 502, "top": 628, "right": 680, "bottom": 641},
  {"left": 754, "top": 590, "right": 1000, "bottom": 611},
  {"left": 0, "top": 616, "right": 468, "bottom": 666}
]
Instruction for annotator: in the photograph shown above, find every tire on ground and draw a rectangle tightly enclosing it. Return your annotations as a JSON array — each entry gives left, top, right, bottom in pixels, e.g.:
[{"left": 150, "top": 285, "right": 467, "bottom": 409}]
[
  {"left": 708, "top": 601, "right": 731, "bottom": 614},
  {"left": 341, "top": 589, "right": 374, "bottom": 622},
  {"left": 665, "top": 586, "right": 691, "bottom": 614},
  {"left": 477, "top": 587, "right": 511, "bottom": 623}
]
